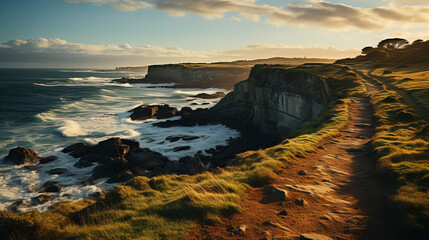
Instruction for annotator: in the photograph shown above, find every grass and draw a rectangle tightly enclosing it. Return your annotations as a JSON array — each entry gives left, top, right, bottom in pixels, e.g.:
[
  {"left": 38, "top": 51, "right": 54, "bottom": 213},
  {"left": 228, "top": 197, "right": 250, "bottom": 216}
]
[
  {"left": 355, "top": 63, "right": 429, "bottom": 237},
  {"left": 0, "top": 64, "right": 362, "bottom": 240}
]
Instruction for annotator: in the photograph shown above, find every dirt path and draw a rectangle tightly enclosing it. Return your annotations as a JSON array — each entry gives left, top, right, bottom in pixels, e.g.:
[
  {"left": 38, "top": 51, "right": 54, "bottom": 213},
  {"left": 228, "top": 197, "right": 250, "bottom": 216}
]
[{"left": 189, "top": 71, "right": 399, "bottom": 240}]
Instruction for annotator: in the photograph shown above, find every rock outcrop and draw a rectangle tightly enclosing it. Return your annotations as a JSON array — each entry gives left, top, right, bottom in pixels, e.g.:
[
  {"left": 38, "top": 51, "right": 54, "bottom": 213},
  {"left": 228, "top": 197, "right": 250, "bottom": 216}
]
[
  {"left": 210, "top": 65, "right": 333, "bottom": 136},
  {"left": 3, "top": 147, "right": 40, "bottom": 165},
  {"left": 142, "top": 64, "right": 250, "bottom": 89},
  {"left": 62, "top": 137, "right": 206, "bottom": 183}
]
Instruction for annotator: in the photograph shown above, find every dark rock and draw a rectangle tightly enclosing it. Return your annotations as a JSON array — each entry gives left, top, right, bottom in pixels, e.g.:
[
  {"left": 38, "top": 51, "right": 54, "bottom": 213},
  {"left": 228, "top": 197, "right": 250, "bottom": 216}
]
[
  {"left": 44, "top": 184, "right": 62, "bottom": 193},
  {"left": 129, "top": 105, "right": 158, "bottom": 120},
  {"left": 127, "top": 151, "right": 168, "bottom": 171},
  {"left": 94, "top": 138, "right": 131, "bottom": 159},
  {"left": 47, "top": 168, "right": 69, "bottom": 175},
  {"left": 173, "top": 146, "right": 191, "bottom": 152},
  {"left": 165, "top": 136, "right": 182, "bottom": 142},
  {"left": 62, "top": 143, "right": 93, "bottom": 158},
  {"left": 298, "top": 170, "right": 307, "bottom": 176},
  {"left": 262, "top": 185, "right": 288, "bottom": 202},
  {"left": 32, "top": 194, "right": 55, "bottom": 204},
  {"left": 80, "top": 153, "right": 104, "bottom": 163},
  {"left": 74, "top": 160, "right": 94, "bottom": 168},
  {"left": 107, "top": 169, "right": 134, "bottom": 183},
  {"left": 182, "top": 136, "right": 199, "bottom": 141},
  {"left": 92, "top": 157, "right": 128, "bottom": 179},
  {"left": 4, "top": 147, "right": 40, "bottom": 165},
  {"left": 121, "top": 139, "right": 140, "bottom": 152},
  {"left": 278, "top": 210, "right": 288, "bottom": 216},
  {"left": 180, "top": 107, "right": 193, "bottom": 115},
  {"left": 192, "top": 92, "right": 226, "bottom": 99},
  {"left": 39, "top": 156, "right": 58, "bottom": 164},
  {"left": 178, "top": 156, "right": 205, "bottom": 174},
  {"left": 294, "top": 198, "right": 308, "bottom": 206},
  {"left": 156, "top": 106, "right": 178, "bottom": 119},
  {"left": 24, "top": 165, "right": 40, "bottom": 171}
]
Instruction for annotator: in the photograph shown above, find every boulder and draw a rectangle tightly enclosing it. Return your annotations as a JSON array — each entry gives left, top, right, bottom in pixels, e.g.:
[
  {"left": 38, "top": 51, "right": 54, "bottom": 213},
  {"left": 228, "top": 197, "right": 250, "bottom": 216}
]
[
  {"left": 24, "top": 165, "right": 40, "bottom": 171},
  {"left": 156, "top": 106, "right": 178, "bottom": 119},
  {"left": 129, "top": 105, "right": 158, "bottom": 121},
  {"left": 180, "top": 107, "right": 193, "bottom": 115},
  {"left": 43, "top": 184, "right": 62, "bottom": 193},
  {"left": 62, "top": 143, "right": 92, "bottom": 158},
  {"left": 127, "top": 150, "right": 168, "bottom": 171},
  {"left": 294, "top": 198, "right": 308, "bottom": 206},
  {"left": 94, "top": 138, "right": 131, "bottom": 159},
  {"left": 173, "top": 146, "right": 191, "bottom": 152},
  {"left": 4, "top": 147, "right": 40, "bottom": 165},
  {"left": 298, "top": 170, "right": 307, "bottom": 176},
  {"left": 39, "top": 156, "right": 58, "bottom": 164},
  {"left": 262, "top": 185, "right": 288, "bottom": 202},
  {"left": 192, "top": 92, "right": 226, "bottom": 99},
  {"left": 91, "top": 157, "right": 128, "bottom": 179}
]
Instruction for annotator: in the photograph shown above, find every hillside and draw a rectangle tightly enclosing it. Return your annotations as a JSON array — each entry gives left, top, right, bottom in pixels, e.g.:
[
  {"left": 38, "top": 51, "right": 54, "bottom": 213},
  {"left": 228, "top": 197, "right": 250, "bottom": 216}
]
[{"left": 1, "top": 42, "right": 427, "bottom": 239}]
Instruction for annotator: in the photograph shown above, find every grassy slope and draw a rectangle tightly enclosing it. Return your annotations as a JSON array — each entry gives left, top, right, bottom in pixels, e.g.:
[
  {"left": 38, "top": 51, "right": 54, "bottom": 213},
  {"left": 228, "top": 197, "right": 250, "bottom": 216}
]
[
  {"left": 0, "top": 65, "right": 364, "bottom": 240},
  {"left": 356, "top": 63, "right": 429, "bottom": 236}
]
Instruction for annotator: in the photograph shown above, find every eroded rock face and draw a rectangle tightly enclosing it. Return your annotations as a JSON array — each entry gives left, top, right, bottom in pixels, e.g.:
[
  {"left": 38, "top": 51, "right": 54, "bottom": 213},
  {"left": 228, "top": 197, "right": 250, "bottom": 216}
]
[
  {"left": 143, "top": 64, "right": 250, "bottom": 89},
  {"left": 3, "top": 147, "right": 40, "bottom": 165},
  {"left": 211, "top": 65, "right": 333, "bottom": 136}
]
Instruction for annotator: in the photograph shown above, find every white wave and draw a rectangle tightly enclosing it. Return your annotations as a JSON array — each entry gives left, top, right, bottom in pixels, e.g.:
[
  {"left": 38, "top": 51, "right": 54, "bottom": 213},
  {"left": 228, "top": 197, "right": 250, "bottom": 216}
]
[
  {"left": 58, "top": 120, "right": 86, "bottom": 137},
  {"left": 35, "top": 112, "right": 59, "bottom": 122}
]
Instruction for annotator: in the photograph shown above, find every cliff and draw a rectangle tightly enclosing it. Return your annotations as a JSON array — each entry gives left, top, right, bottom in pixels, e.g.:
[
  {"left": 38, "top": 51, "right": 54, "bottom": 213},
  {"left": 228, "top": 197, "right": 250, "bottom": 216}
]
[
  {"left": 143, "top": 64, "right": 251, "bottom": 89},
  {"left": 211, "top": 65, "right": 333, "bottom": 136}
]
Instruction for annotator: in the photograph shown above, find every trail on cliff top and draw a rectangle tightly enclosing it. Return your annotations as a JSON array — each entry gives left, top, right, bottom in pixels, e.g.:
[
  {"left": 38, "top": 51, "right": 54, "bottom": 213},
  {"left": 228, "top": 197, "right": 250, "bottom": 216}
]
[{"left": 189, "top": 71, "right": 399, "bottom": 240}]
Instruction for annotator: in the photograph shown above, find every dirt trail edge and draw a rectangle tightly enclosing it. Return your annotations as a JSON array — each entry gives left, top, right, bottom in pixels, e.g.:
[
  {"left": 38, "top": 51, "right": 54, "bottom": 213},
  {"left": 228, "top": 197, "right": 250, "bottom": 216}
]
[{"left": 189, "top": 70, "right": 400, "bottom": 240}]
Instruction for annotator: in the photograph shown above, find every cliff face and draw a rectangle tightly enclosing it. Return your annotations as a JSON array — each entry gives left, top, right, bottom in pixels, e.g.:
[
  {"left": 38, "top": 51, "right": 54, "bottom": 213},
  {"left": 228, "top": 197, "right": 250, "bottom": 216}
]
[
  {"left": 143, "top": 64, "right": 251, "bottom": 89},
  {"left": 212, "top": 65, "right": 333, "bottom": 136}
]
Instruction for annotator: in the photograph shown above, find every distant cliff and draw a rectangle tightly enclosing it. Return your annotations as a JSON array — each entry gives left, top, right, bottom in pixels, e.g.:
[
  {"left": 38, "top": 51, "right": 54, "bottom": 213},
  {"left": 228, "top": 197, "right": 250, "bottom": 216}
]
[
  {"left": 143, "top": 64, "right": 251, "bottom": 89},
  {"left": 211, "top": 65, "right": 333, "bottom": 136}
]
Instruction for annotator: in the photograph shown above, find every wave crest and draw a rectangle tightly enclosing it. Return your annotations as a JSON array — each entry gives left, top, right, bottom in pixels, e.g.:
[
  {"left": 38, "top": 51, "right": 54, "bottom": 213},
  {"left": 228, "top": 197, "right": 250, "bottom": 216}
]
[{"left": 58, "top": 120, "right": 86, "bottom": 137}]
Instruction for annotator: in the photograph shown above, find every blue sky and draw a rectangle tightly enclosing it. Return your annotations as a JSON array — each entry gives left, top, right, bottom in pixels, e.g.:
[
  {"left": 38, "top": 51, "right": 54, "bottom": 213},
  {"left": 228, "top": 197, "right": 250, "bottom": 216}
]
[{"left": 1, "top": 0, "right": 428, "bottom": 68}]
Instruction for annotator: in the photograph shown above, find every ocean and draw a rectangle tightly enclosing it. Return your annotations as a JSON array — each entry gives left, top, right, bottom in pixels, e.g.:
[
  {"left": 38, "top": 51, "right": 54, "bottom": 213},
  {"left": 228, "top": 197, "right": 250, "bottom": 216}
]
[{"left": 0, "top": 68, "right": 239, "bottom": 212}]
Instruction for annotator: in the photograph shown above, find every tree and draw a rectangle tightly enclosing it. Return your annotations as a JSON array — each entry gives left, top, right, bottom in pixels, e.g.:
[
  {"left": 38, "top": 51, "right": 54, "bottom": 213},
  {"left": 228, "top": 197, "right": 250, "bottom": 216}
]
[
  {"left": 361, "top": 46, "right": 375, "bottom": 55},
  {"left": 377, "top": 38, "right": 409, "bottom": 51}
]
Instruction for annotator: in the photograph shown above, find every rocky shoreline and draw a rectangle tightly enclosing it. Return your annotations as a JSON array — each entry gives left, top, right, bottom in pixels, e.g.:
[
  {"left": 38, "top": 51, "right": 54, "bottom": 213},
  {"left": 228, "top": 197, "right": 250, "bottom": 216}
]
[{"left": 3, "top": 64, "right": 333, "bottom": 212}]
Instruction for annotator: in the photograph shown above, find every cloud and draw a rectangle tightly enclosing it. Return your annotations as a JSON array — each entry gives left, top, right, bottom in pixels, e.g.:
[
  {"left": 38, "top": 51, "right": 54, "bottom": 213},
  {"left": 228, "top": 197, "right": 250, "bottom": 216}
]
[
  {"left": 0, "top": 38, "right": 359, "bottom": 68},
  {"left": 64, "top": 0, "right": 429, "bottom": 30}
]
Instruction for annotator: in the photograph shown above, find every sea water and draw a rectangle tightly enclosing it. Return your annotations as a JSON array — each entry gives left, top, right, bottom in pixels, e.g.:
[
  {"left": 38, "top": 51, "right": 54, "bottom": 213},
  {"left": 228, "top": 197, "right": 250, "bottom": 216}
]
[{"left": 0, "top": 68, "right": 240, "bottom": 212}]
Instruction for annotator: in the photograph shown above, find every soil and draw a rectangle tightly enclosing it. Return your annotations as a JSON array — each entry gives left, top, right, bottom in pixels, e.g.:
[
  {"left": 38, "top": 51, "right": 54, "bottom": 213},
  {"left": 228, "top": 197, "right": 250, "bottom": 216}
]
[{"left": 188, "top": 71, "right": 400, "bottom": 240}]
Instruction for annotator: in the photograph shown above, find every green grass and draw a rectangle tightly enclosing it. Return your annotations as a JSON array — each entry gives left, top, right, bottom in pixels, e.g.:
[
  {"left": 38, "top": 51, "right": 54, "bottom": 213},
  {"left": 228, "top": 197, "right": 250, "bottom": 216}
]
[
  {"left": 356, "top": 63, "right": 429, "bottom": 237},
  {"left": 0, "top": 65, "right": 361, "bottom": 240}
]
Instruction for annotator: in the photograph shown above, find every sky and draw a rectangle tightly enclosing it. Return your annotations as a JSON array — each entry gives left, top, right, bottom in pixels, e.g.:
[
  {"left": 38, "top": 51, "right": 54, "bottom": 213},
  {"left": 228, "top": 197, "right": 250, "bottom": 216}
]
[{"left": 0, "top": 0, "right": 429, "bottom": 68}]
